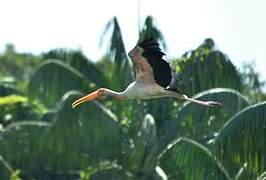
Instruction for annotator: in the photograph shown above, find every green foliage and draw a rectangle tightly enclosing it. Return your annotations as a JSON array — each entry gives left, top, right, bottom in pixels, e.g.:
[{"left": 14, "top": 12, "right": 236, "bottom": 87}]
[
  {"left": 0, "top": 44, "right": 41, "bottom": 90},
  {"left": 139, "top": 16, "right": 167, "bottom": 51},
  {"left": 42, "top": 49, "right": 109, "bottom": 87},
  {"left": 159, "top": 138, "right": 231, "bottom": 180},
  {"left": 0, "top": 84, "right": 22, "bottom": 96},
  {"left": 213, "top": 101, "right": 266, "bottom": 178},
  {"left": 176, "top": 88, "right": 249, "bottom": 144},
  {"left": 0, "top": 94, "right": 44, "bottom": 127},
  {"left": 28, "top": 60, "right": 93, "bottom": 108},
  {"left": 0, "top": 121, "right": 49, "bottom": 179},
  {"left": 240, "top": 61, "right": 266, "bottom": 103},
  {"left": 41, "top": 91, "right": 128, "bottom": 172},
  {"left": 173, "top": 38, "right": 243, "bottom": 96},
  {"left": 0, "top": 15, "right": 266, "bottom": 180},
  {"left": 10, "top": 169, "right": 22, "bottom": 180},
  {"left": 101, "top": 17, "right": 133, "bottom": 89}
]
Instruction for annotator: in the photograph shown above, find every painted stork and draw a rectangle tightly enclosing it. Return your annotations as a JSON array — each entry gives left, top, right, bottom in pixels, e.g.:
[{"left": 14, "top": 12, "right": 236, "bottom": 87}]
[{"left": 72, "top": 38, "right": 222, "bottom": 108}]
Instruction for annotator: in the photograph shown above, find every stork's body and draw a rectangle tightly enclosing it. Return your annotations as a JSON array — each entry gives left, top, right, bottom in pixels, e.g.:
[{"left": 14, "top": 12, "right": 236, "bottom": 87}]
[{"left": 72, "top": 38, "right": 221, "bottom": 108}]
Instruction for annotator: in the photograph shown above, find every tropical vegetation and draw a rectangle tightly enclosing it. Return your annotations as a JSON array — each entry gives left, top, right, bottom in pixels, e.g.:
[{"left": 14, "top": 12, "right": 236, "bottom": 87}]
[{"left": 0, "top": 16, "right": 266, "bottom": 180}]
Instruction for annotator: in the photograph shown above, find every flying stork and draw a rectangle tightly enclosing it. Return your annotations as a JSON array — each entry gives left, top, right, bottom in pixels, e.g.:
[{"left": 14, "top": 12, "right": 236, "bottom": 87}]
[{"left": 72, "top": 38, "right": 222, "bottom": 108}]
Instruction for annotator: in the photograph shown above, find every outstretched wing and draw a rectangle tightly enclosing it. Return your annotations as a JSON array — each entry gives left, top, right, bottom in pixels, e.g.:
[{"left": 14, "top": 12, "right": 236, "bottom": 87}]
[
  {"left": 128, "top": 42, "right": 156, "bottom": 84},
  {"left": 138, "top": 38, "right": 174, "bottom": 89}
]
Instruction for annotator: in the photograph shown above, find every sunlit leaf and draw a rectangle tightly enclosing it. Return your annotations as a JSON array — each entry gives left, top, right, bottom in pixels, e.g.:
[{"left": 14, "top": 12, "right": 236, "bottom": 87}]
[{"left": 0, "top": 95, "right": 27, "bottom": 105}]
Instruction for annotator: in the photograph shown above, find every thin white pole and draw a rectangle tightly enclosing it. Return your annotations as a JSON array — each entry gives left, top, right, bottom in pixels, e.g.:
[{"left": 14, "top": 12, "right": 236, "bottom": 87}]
[{"left": 138, "top": 0, "right": 141, "bottom": 38}]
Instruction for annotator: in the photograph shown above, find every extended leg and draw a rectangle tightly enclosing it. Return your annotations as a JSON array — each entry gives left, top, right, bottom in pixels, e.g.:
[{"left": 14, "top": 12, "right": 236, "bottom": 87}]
[{"left": 176, "top": 94, "right": 222, "bottom": 107}]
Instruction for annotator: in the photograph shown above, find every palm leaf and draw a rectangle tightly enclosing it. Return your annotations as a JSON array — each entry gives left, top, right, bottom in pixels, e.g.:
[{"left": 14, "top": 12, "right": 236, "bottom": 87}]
[
  {"left": 176, "top": 88, "right": 249, "bottom": 143},
  {"left": 139, "top": 16, "right": 167, "bottom": 51},
  {"left": 157, "top": 88, "right": 248, "bottom": 150},
  {"left": 28, "top": 60, "right": 94, "bottom": 108},
  {"left": 158, "top": 137, "right": 231, "bottom": 180},
  {"left": 114, "top": 113, "right": 159, "bottom": 178},
  {"left": 173, "top": 39, "right": 243, "bottom": 95},
  {"left": 212, "top": 101, "right": 266, "bottom": 178},
  {"left": 101, "top": 17, "right": 133, "bottom": 89},
  {"left": 43, "top": 49, "right": 109, "bottom": 87},
  {"left": 41, "top": 91, "right": 129, "bottom": 172}
]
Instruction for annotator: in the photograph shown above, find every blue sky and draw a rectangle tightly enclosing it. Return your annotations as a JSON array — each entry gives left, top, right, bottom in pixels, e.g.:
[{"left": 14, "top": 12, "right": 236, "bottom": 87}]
[{"left": 0, "top": 0, "right": 265, "bottom": 82}]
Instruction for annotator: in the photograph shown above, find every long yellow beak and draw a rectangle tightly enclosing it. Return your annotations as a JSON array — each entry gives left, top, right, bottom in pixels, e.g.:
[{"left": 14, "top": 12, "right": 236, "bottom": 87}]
[{"left": 72, "top": 91, "right": 101, "bottom": 108}]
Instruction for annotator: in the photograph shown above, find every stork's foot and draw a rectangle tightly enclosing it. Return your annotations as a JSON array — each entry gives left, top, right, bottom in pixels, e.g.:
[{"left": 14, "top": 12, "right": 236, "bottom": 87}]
[{"left": 205, "top": 101, "right": 222, "bottom": 107}]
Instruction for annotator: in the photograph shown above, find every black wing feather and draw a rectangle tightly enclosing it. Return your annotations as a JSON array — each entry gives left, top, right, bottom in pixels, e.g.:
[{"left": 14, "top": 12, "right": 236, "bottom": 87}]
[{"left": 138, "top": 38, "right": 178, "bottom": 90}]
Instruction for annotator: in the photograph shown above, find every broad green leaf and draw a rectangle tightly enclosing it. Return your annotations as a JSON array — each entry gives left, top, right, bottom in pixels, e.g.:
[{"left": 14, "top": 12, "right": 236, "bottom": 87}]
[
  {"left": 212, "top": 101, "right": 266, "bottom": 178},
  {"left": 28, "top": 60, "right": 93, "bottom": 108},
  {"left": 41, "top": 91, "right": 129, "bottom": 172},
  {"left": 159, "top": 137, "right": 231, "bottom": 180}
]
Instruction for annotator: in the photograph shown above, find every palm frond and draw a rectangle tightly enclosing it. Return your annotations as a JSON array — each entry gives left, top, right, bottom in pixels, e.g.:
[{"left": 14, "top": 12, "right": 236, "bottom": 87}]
[
  {"left": 212, "top": 101, "right": 266, "bottom": 178},
  {"left": 41, "top": 91, "right": 128, "bottom": 172},
  {"left": 173, "top": 39, "right": 243, "bottom": 95},
  {"left": 28, "top": 60, "right": 93, "bottom": 108},
  {"left": 139, "top": 16, "right": 167, "bottom": 51},
  {"left": 43, "top": 49, "right": 109, "bottom": 86},
  {"left": 100, "top": 17, "right": 133, "bottom": 88},
  {"left": 177, "top": 88, "right": 249, "bottom": 143},
  {"left": 122, "top": 114, "right": 158, "bottom": 177},
  {"left": 158, "top": 137, "right": 231, "bottom": 180}
]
